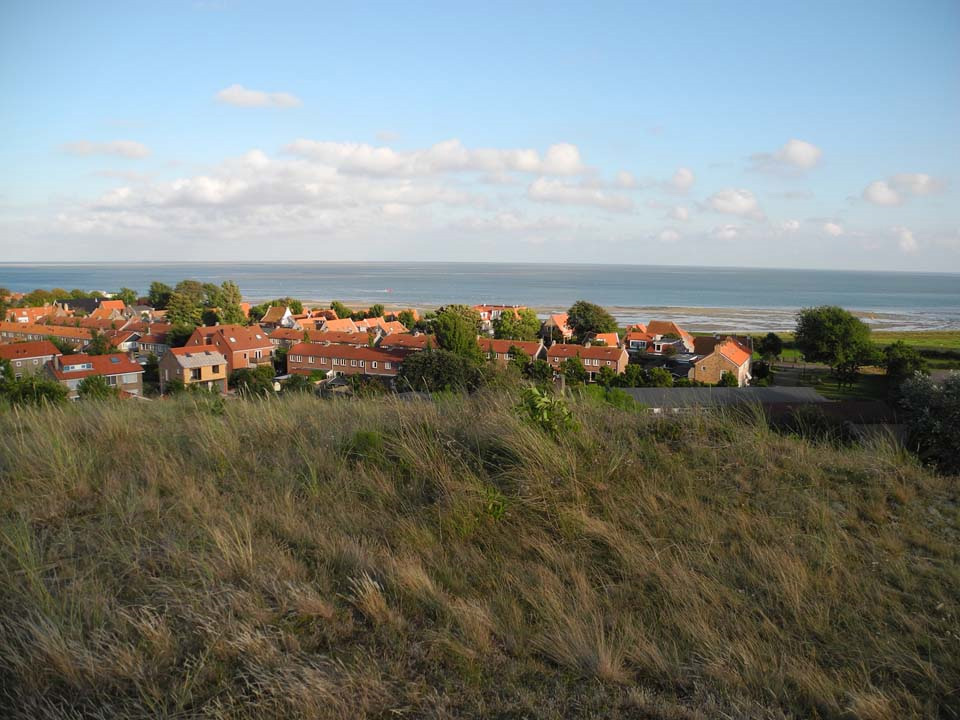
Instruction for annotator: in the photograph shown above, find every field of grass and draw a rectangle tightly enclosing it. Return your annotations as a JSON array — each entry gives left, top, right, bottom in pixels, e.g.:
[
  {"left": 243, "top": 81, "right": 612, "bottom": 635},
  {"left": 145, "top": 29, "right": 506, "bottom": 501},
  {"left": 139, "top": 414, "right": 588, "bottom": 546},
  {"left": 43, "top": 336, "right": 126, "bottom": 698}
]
[{"left": 1, "top": 393, "right": 958, "bottom": 719}]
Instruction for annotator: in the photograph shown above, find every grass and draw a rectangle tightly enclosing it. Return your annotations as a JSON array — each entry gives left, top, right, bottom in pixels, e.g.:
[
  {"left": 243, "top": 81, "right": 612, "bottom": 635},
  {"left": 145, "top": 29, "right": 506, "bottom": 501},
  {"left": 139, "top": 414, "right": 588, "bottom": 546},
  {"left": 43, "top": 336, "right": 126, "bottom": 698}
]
[{"left": 1, "top": 392, "right": 958, "bottom": 719}]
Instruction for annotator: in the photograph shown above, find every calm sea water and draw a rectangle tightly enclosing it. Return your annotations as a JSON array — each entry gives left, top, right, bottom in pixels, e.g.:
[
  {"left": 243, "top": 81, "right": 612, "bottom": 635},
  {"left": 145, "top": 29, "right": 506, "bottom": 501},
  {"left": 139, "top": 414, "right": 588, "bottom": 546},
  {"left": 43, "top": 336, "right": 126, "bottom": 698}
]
[{"left": 1, "top": 262, "right": 958, "bottom": 331}]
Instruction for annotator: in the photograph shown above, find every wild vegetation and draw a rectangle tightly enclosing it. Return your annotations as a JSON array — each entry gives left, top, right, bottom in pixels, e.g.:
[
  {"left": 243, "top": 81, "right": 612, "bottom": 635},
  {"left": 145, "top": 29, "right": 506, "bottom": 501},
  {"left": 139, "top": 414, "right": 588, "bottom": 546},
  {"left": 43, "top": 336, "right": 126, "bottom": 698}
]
[{"left": 0, "top": 391, "right": 957, "bottom": 719}]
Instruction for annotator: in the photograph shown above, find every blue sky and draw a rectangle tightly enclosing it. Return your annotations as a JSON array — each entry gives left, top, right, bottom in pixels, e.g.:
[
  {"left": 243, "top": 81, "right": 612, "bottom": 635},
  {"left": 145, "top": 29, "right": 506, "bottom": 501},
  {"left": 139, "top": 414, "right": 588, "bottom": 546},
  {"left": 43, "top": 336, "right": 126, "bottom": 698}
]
[{"left": 1, "top": 0, "right": 958, "bottom": 270}]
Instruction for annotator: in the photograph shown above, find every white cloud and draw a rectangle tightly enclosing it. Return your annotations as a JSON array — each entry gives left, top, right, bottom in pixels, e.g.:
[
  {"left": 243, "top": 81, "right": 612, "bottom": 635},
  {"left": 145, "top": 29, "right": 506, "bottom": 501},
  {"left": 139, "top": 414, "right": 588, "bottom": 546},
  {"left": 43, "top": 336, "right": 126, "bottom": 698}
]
[
  {"left": 750, "top": 138, "right": 822, "bottom": 172},
  {"left": 707, "top": 188, "right": 762, "bottom": 218},
  {"left": 657, "top": 228, "right": 681, "bottom": 243},
  {"left": 670, "top": 206, "right": 689, "bottom": 221},
  {"left": 669, "top": 167, "right": 695, "bottom": 192},
  {"left": 615, "top": 170, "right": 637, "bottom": 188},
  {"left": 894, "top": 226, "right": 918, "bottom": 254},
  {"left": 778, "top": 219, "right": 801, "bottom": 232},
  {"left": 215, "top": 84, "right": 302, "bottom": 108},
  {"left": 711, "top": 225, "right": 740, "bottom": 240},
  {"left": 862, "top": 180, "right": 902, "bottom": 206},
  {"left": 862, "top": 173, "right": 945, "bottom": 206},
  {"left": 285, "top": 138, "right": 585, "bottom": 177},
  {"left": 527, "top": 177, "right": 632, "bottom": 211},
  {"left": 823, "top": 222, "right": 844, "bottom": 237},
  {"left": 61, "top": 140, "right": 151, "bottom": 158}
]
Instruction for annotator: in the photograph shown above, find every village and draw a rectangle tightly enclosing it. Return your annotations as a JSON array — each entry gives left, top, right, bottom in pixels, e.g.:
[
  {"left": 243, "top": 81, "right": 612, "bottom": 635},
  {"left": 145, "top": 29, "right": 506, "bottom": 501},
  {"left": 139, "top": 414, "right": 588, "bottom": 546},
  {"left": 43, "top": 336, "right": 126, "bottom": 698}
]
[{"left": 0, "top": 283, "right": 759, "bottom": 404}]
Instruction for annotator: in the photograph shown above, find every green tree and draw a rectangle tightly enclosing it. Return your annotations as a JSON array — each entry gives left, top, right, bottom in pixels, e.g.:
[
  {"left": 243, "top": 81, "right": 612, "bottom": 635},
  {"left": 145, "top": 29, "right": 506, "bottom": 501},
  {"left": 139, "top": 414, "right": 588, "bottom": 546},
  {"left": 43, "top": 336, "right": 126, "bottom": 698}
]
[
  {"left": 794, "top": 306, "right": 875, "bottom": 376},
  {"left": 596, "top": 365, "right": 619, "bottom": 387},
  {"left": 282, "top": 374, "right": 317, "bottom": 393},
  {"left": 47, "top": 335, "right": 76, "bottom": 356},
  {"left": 507, "top": 345, "right": 530, "bottom": 374},
  {"left": 0, "top": 359, "right": 69, "bottom": 406},
  {"left": 758, "top": 332, "right": 783, "bottom": 361},
  {"left": 619, "top": 364, "right": 647, "bottom": 387},
  {"left": 230, "top": 365, "right": 276, "bottom": 396},
  {"left": 397, "top": 310, "right": 416, "bottom": 329},
  {"left": 218, "top": 281, "right": 247, "bottom": 324},
  {"left": 114, "top": 287, "right": 138, "bottom": 306},
  {"left": 148, "top": 282, "right": 173, "bottom": 309},
  {"left": 434, "top": 306, "right": 482, "bottom": 361},
  {"left": 493, "top": 308, "right": 541, "bottom": 341},
  {"left": 562, "top": 357, "right": 587, "bottom": 385},
  {"left": 77, "top": 374, "right": 117, "bottom": 400},
  {"left": 174, "top": 280, "right": 206, "bottom": 306},
  {"left": 899, "top": 373, "right": 960, "bottom": 475},
  {"left": 165, "top": 292, "right": 202, "bottom": 326},
  {"left": 166, "top": 324, "right": 196, "bottom": 348},
  {"left": 567, "top": 300, "right": 618, "bottom": 342},
  {"left": 330, "top": 300, "right": 353, "bottom": 319},
  {"left": 883, "top": 341, "right": 927, "bottom": 385},
  {"left": 397, "top": 349, "right": 482, "bottom": 392},
  {"left": 526, "top": 359, "right": 554, "bottom": 384},
  {"left": 647, "top": 367, "right": 674, "bottom": 387},
  {"left": 85, "top": 330, "right": 111, "bottom": 356},
  {"left": 367, "top": 303, "right": 385, "bottom": 318},
  {"left": 717, "top": 371, "right": 739, "bottom": 387}
]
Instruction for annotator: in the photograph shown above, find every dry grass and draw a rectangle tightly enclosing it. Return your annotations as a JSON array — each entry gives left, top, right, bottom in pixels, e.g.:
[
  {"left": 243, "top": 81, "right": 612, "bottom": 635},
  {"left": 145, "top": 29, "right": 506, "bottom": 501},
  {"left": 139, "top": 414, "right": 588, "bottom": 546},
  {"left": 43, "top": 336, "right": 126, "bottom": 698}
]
[{"left": 0, "top": 391, "right": 958, "bottom": 719}]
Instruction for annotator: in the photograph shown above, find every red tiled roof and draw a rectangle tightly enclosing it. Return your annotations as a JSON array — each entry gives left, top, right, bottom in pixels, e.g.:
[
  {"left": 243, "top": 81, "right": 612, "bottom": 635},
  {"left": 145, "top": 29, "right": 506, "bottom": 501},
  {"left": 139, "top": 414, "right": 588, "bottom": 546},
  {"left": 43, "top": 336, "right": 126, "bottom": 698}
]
[
  {"left": 546, "top": 344, "right": 626, "bottom": 362},
  {"left": 190, "top": 325, "right": 273, "bottom": 352},
  {"left": 48, "top": 353, "right": 143, "bottom": 381},
  {"left": 647, "top": 320, "right": 693, "bottom": 343},
  {"left": 6, "top": 306, "right": 53, "bottom": 323},
  {"left": 321, "top": 318, "right": 359, "bottom": 333},
  {"left": 478, "top": 338, "right": 542, "bottom": 356},
  {"left": 98, "top": 300, "right": 125, "bottom": 311},
  {"left": 0, "top": 340, "right": 61, "bottom": 361},
  {"left": 592, "top": 332, "right": 620, "bottom": 347},
  {"left": 288, "top": 343, "right": 410, "bottom": 364},
  {"left": 0, "top": 321, "right": 92, "bottom": 340},
  {"left": 715, "top": 338, "right": 751, "bottom": 367},
  {"left": 378, "top": 333, "right": 437, "bottom": 350}
]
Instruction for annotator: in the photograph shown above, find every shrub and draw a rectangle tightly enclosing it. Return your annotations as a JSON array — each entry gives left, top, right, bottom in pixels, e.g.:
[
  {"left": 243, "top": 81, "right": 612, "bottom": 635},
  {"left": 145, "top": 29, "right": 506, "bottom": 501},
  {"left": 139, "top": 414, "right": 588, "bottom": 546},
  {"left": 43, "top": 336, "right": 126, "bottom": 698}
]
[
  {"left": 516, "top": 386, "right": 577, "bottom": 437},
  {"left": 899, "top": 372, "right": 960, "bottom": 474}
]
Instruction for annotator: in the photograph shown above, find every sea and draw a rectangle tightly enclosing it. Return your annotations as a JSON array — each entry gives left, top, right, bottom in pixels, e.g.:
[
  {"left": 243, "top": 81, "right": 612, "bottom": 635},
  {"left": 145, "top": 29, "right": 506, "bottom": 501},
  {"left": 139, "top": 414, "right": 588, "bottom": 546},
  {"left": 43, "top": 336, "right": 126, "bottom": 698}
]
[{"left": 1, "top": 262, "right": 958, "bottom": 332}]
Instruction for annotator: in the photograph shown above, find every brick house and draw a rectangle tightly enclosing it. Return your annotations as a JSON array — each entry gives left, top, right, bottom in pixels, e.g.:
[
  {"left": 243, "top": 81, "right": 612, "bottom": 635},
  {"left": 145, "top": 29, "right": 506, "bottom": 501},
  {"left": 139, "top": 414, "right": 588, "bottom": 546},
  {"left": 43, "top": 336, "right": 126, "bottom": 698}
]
[
  {"left": 159, "top": 347, "right": 228, "bottom": 394},
  {"left": 542, "top": 313, "right": 574, "bottom": 340},
  {"left": 185, "top": 325, "right": 274, "bottom": 375},
  {"left": 286, "top": 342, "right": 409, "bottom": 379},
  {"left": 689, "top": 338, "right": 752, "bottom": 386},
  {"left": 46, "top": 353, "right": 144, "bottom": 399},
  {"left": 0, "top": 321, "right": 92, "bottom": 348},
  {"left": 478, "top": 338, "right": 545, "bottom": 366},
  {"left": 269, "top": 328, "right": 371, "bottom": 349},
  {"left": 0, "top": 341, "right": 62, "bottom": 378},
  {"left": 546, "top": 343, "right": 629, "bottom": 381}
]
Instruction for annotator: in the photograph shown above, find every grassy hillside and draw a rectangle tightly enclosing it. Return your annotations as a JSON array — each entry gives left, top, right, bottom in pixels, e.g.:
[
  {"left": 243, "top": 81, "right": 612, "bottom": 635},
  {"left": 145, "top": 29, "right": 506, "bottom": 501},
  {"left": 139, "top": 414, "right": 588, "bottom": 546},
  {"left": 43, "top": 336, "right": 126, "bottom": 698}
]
[{"left": 1, "top": 393, "right": 958, "bottom": 719}]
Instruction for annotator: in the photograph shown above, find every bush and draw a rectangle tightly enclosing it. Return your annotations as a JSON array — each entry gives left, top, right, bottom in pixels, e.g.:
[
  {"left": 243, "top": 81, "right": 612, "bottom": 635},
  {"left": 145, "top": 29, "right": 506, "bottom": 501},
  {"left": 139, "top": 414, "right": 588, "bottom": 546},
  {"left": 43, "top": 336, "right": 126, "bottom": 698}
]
[
  {"left": 397, "top": 349, "right": 483, "bottom": 393},
  {"left": 77, "top": 374, "right": 117, "bottom": 400},
  {"left": 516, "top": 386, "right": 577, "bottom": 437},
  {"left": 899, "top": 372, "right": 960, "bottom": 474}
]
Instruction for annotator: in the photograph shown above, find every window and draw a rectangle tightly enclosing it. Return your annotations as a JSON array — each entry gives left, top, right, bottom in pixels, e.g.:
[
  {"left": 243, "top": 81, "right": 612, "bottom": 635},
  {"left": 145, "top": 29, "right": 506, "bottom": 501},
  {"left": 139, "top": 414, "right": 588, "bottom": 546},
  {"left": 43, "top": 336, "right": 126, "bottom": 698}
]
[
  {"left": 385, "top": 362, "right": 392, "bottom": 370},
  {"left": 107, "top": 375, "right": 118, "bottom": 386},
  {"left": 14, "top": 361, "right": 21, "bottom": 367},
  {"left": 350, "top": 360, "right": 357, "bottom": 367},
  {"left": 606, "top": 361, "right": 612, "bottom": 366},
  {"left": 212, "top": 365, "right": 220, "bottom": 373},
  {"left": 190, "top": 369, "right": 201, "bottom": 381},
  {"left": 321, "top": 357, "right": 328, "bottom": 364},
  {"left": 372, "top": 361, "right": 378, "bottom": 368},
  {"left": 33, "top": 359, "right": 38, "bottom": 365}
]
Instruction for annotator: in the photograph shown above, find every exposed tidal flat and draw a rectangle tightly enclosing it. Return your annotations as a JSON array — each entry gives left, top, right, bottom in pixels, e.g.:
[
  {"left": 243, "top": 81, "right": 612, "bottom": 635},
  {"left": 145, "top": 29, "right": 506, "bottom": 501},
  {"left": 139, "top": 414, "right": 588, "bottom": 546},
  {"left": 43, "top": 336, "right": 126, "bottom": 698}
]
[{"left": 2, "top": 261, "right": 959, "bottom": 332}]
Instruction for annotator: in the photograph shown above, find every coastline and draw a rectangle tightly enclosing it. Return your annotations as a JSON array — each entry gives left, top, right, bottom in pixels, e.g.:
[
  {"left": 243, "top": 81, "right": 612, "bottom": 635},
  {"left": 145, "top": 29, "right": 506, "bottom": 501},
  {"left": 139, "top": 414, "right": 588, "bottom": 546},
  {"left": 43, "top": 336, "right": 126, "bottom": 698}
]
[{"left": 292, "top": 298, "right": 957, "bottom": 333}]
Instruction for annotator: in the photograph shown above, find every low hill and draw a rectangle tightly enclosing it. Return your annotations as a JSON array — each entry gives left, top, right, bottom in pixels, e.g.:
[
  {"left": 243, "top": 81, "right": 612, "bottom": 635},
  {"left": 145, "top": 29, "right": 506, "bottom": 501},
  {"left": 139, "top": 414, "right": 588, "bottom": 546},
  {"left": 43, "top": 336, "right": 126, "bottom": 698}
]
[{"left": 1, "top": 393, "right": 957, "bottom": 719}]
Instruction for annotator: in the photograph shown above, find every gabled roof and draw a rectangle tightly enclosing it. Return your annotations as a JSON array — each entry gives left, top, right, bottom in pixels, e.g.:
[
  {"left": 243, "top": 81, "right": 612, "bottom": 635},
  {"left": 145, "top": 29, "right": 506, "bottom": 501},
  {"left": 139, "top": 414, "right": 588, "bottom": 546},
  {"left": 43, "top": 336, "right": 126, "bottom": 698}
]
[
  {"left": 48, "top": 353, "right": 143, "bottom": 381},
  {"left": 6, "top": 306, "right": 53, "bottom": 323},
  {"left": 167, "top": 347, "right": 227, "bottom": 368},
  {"left": 288, "top": 342, "right": 410, "bottom": 364},
  {"left": 98, "top": 300, "right": 126, "bottom": 312},
  {"left": 321, "top": 318, "right": 359, "bottom": 333},
  {"left": 0, "top": 340, "right": 61, "bottom": 361},
  {"left": 647, "top": 320, "right": 694, "bottom": 343},
  {"left": 0, "top": 321, "right": 92, "bottom": 340},
  {"left": 260, "top": 306, "right": 290, "bottom": 324},
  {"left": 713, "top": 338, "right": 751, "bottom": 367},
  {"left": 592, "top": 332, "right": 621, "bottom": 347},
  {"left": 190, "top": 324, "right": 273, "bottom": 352},
  {"left": 546, "top": 344, "right": 626, "bottom": 361},
  {"left": 378, "top": 333, "right": 437, "bottom": 350},
  {"left": 478, "top": 338, "right": 542, "bottom": 356}
]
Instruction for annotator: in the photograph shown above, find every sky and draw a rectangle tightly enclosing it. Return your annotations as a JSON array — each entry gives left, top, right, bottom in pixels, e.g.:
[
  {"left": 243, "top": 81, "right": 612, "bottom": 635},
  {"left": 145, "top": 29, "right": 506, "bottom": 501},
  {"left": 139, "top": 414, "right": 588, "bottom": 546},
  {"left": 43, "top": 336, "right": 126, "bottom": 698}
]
[{"left": 1, "top": 0, "right": 958, "bottom": 271}]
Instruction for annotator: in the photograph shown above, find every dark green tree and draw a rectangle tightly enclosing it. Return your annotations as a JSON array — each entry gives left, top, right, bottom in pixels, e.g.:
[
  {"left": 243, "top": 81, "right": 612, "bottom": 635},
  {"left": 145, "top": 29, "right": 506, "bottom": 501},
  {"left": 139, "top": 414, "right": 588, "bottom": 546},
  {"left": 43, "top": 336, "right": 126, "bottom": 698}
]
[
  {"left": 148, "top": 282, "right": 173, "bottom": 309},
  {"left": 330, "top": 300, "right": 353, "bottom": 319},
  {"left": 397, "top": 349, "right": 482, "bottom": 392},
  {"left": 230, "top": 364, "right": 276, "bottom": 396},
  {"left": 562, "top": 357, "right": 587, "bottom": 385},
  {"left": 758, "top": 332, "right": 783, "bottom": 361},
  {"left": 567, "top": 300, "right": 618, "bottom": 342},
  {"left": 174, "top": 280, "right": 206, "bottom": 306},
  {"left": 77, "top": 374, "right": 117, "bottom": 400},
  {"left": 883, "top": 341, "right": 927, "bottom": 385},
  {"left": 46, "top": 335, "right": 76, "bottom": 356},
  {"left": 85, "top": 330, "right": 111, "bottom": 356},
  {"left": 165, "top": 292, "right": 202, "bottom": 326},
  {"left": 434, "top": 306, "right": 482, "bottom": 361},
  {"left": 647, "top": 367, "right": 674, "bottom": 387},
  {"left": 717, "top": 371, "right": 739, "bottom": 387},
  {"left": 397, "top": 310, "right": 416, "bottom": 329},
  {"left": 525, "top": 359, "right": 554, "bottom": 384},
  {"left": 794, "top": 306, "right": 875, "bottom": 376},
  {"left": 507, "top": 345, "right": 531, "bottom": 374},
  {"left": 166, "top": 324, "right": 196, "bottom": 348},
  {"left": 493, "top": 308, "right": 541, "bottom": 341},
  {"left": 899, "top": 373, "right": 960, "bottom": 475},
  {"left": 114, "top": 287, "right": 139, "bottom": 306},
  {"left": 0, "top": 359, "right": 69, "bottom": 406}
]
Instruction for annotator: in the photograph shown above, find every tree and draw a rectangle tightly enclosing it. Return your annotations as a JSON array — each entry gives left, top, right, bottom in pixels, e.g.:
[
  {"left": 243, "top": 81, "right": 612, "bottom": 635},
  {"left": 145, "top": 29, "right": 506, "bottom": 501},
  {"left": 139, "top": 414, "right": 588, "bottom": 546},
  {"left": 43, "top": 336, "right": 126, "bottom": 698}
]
[
  {"left": 596, "top": 365, "right": 619, "bottom": 387},
  {"left": 434, "top": 306, "right": 482, "bottom": 361},
  {"left": 567, "top": 300, "right": 617, "bottom": 342},
  {"left": 794, "top": 306, "right": 875, "bottom": 376},
  {"left": 282, "top": 374, "right": 317, "bottom": 393},
  {"left": 619, "top": 364, "right": 647, "bottom": 388},
  {"left": 148, "top": 282, "right": 173, "bottom": 309},
  {"left": 493, "top": 308, "right": 541, "bottom": 341},
  {"left": 0, "top": 359, "right": 69, "bottom": 406},
  {"left": 78, "top": 375, "right": 117, "bottom": 400},
  {"left": 85, "top": 330, "right": 111, "bottom": 356},
  {"left": 367, "top": 303, "right": 385, "bottom": 318},
  {"left": 47, "top": 335, "right": 76, "bottom": 356},
  {"left": 899, "top": 373, "right": 960, "bottom": 475},
  {"left": 758, "top": 332, "right": 783, "bottom": 362},
  {"left": 647, "top": 367, "right": 674, "bottom": 387},
  {"left": 507, "top": 346, "right": 530, "bottom": 374},
  {"left": 330, "top": 301, "right": 353, "bottom": 319},
  {"left": 717, "top": 371, "right": 739, "bottom": 387},
  {"left": 562, "top": 357, "right": 587, "bottom": 385},
  {"left": 165, "top": 292, "right": 202, "bottom": 326},
  {"left": 114, "top": 287, "right": 138, "bottom": 307},
  {"left": 174, "top": 280, "right": 206, "bottom": 306},
  {"left": 397, "top": 349, "right": 482, "bottom": 392},
  {"left": 201, "top": 308, "right": 221, "bottom": 326},
  {"left": 218, "top": 281, "right": 247, "bottom": 324},
  {"left": 230, "top": 365, "right": 276, "bottom": 396},
  {"left": 883, "top": 341, "right": 927, "bottom": 385},
  {"left": 166, "top": 324, "right": 196, "bottom": 348},
  {"left": 398, "top": 310, "right": 416, "bottom": 329},
  {"left": 526, "top": 359, "right": 554, "bottom": 384},
  {"left": 273, "top": 346, "right": 288, "bottom": 374}
]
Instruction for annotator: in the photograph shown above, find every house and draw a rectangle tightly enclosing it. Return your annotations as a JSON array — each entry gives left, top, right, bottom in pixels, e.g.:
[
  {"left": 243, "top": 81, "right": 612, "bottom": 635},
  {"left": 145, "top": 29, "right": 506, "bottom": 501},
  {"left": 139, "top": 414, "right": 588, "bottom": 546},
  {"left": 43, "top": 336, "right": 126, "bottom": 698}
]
[
  {"left": 542, "top": 313, "right": 573, "bottom": 340},
  {"left": 473, "top": 305, "right": 525, "bottom": 332},
  {"left": 259, "top": 306, "right": 299, "bottom": 329},
  {"left": 377, "top": 332, "right": 437, "bottom": 351},
  {"left": 319, "top": 317, "right": 360, "bottom": 333},
  {"left": 286, "top": 342, "right": 409, "bottom": 379},
  {"left": 5, "top": 306, "right": 54, "bottom": 324},
  {"left": 588, "top": 332, "right": 621, "bottom": 348},
  {"left": 88, "top": 304, "right": 125, "bottom": 322},
  {"left": 46, "top": 353, "right": 144, "bottom": 399},
  {"left": 355, "top": 317, "right": 408, "bottom": 334},
  {"left": 0, "top": 341, "right": 62, "bottom": 378},
  {"left": 269, "top": 328, "right": 371, "bottom": 348},
  {"left": 478, "top": 338, "right": 545, "bottom": 366},
  {"left": 0, "top": 321, "right": 92, "bottom": 348},
  {"left": 102, "top": 329, "right": 140, "bottom": 353},
  {"left": 646, "top": 320, "right": 695, "bottom": 352},
  {"left": 546, "top": 343, "right": 629, "bottom": 381},
  {"left": 159, "top": 347, "right": 228, "bottom": 394},
  {"left": 693, "top": 334, "right": 754, "bottom": 356},
  {"left": 185, "top": 325, "right": 274, "bottom": 375},
  {"left": 689, "top": 338, "right": 752, "bottom": 386}
]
